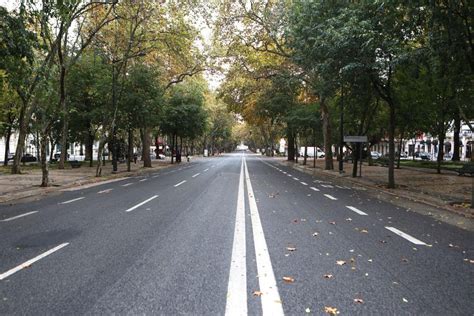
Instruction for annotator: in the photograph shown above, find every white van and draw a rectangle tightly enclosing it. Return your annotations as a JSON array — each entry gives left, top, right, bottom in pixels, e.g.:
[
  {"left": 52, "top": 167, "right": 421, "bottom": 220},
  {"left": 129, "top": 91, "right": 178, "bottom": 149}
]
[{"left": 299, "top": 147, "right": 325, "bottom": 158}]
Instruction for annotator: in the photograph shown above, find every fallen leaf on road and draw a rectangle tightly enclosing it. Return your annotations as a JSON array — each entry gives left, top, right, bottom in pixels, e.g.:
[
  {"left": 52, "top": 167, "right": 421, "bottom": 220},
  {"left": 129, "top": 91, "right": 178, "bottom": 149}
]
[
  {"left": 380, "top": 240, "right": 387, "bottom": 244},
  {"left": 350, "top": 257, "right": 355, "bottom": 263},
  {"left": 329, "top": 221, "right": 336, "bottom": 225},
  {"left": 346, "top": 218, "right": 352, "bottom": 221},
  {"left": 301, "top": 218, "right": 307, "bottom": 222},
  {"left": 312, "top": 232, "right": 319, "bottom": 237},
  {"left": 286, "top": 247, "right": 296, "bottom": 252},
  {"left": 401, "top": 258, "right": 409, "bottom": 263},
  {"left": 353, "top": 298, "right": 364, "bottom": 304},
  {"left": 253, "top": 291, "right": 263, "bottom": 297},
  {"left": 323, "top": 274, "right": 333, "bottom": 279},
  {"left": 305, "top": 307, "right": 311, "bottom": 313},
  {"left": 283, "top": 276, "right": 295, "bottom": 283},
  {"left": 329, "top": 232, "right": 333, "bottom": 235},
  {"left": 336, "top": 260, "right": 346, "bottom": 266},
  {"left": 324, "top": 306, "right": 339, "bottom": 315},
  {"left": 293, "top": 219, "right": 299, "bottom": 223},
  {"left": 402, "top": 298, "right": 408, "bottom": 303},
  {"left": 360, "top": 229, "right": 368, "bottom": 233},
  {"left": 368, "top": 259, "right": 373, "bottom": 263}
]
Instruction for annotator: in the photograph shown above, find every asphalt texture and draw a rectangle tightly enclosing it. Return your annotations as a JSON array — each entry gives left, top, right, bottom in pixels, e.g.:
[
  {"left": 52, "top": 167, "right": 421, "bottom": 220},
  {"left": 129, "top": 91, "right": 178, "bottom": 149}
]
[{"left": 0, "top": 153, "right": 472, "bottom": 315}]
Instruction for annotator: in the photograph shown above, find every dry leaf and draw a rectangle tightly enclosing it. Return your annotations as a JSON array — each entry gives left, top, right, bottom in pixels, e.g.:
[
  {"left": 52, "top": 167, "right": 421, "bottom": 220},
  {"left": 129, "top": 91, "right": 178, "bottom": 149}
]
[
  {"left": 350, "top": 257, "right": 355, "bottom": 263},
  {"left": 401, "top": 258, "right": 409, "bottom": 263},
  {"left": 323, "top": 274, "right": 333, "bottom": 279},
  {"left": 346, "top": 218, "right": 352, "bottom": 221},
  {"left": 380, "top": 240, "right": 387, "bottom": 244},
  {"left": 253, "top": 291, "right": 263, "bottom": 297},
  {"left": 324, "top": 306, "right": 339, "bottom": 315},
  {"left": 283, "top": 276, "right": 295, "bottom": 283},
  {"left": 312, "top": 232, "right": 319, "bottom": 237},
  {"left": 368, "top": 259, "right": 373, "bottom": 263},
  {"left": 329, "top": 221, "right": 336, "bottom": 225},
  {"left": 353, "top": 298, "right": 364, "bottom": 304},
  {"left": 402, "top": 298, "right": 408, "bottom": 303},
  {"left": 336, "top": 260, "right": 346, "bottom": 266},
  {"left": 286, "top": 247, "right": 296, "bottom": 252},
  {"left": 360, "top": 229, "right": 368, "bottom": 233},
  {"left": 305, "top": 307, "right": 311, "bottom": 313}
]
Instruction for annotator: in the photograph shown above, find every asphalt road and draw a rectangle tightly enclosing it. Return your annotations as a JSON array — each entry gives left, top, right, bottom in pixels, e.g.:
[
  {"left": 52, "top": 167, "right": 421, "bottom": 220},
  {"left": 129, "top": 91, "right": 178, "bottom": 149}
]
[{"left": 0, "top": 153, "right": 472, "bottom": 315}]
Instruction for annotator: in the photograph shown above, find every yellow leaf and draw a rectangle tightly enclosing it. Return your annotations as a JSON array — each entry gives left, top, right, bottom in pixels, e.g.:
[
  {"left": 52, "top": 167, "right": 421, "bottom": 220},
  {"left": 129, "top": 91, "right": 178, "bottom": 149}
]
[
  {"left": 323, "top": 274, "right": 333, "bottom": 279},
  {"left": 353, "top": 298, "right": 364, "bottom": 304},
  {"left": 324, "top": 306, "right": 339, "bottom": 315},
  {"left": 336, "top": 260, "right": 346, "bottom": 266}
]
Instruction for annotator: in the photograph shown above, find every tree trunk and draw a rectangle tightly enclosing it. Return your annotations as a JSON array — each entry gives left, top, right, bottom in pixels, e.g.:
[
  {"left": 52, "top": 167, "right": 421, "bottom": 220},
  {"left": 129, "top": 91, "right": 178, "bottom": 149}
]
[
  {"left": 303, "top": 143, "right": 307, "bottom": 165},
  {"left": 11, "top": 104, "right": 28, "bottom": 174},
  {"left": 287, "top": 129, "right": 295, "bottom": 161},
  {"left": 387, "top": 104, "right": 396, "bottom": 188},
  {"left": 141, "top": 128, "right": 152, "bottom": 168},
  {"left": 58, "top": 63, "right": 68, "bottom": 169},
  {"left": 352, "top": 144, "right": 359, "bottom": 178},
  {"left": 437, "top": 129, "right": 445, "bottom": 174},
  {"left": 320, "top": 96, "right": 334, "bottom": 170},
  {"left": 396, "top": 129, "right": 405, "bottom": 169},
  {"left": 127, "top": 127, "right": 133, "bottom": 172},
  {"left": 40, "top": 132, "right": 49, "bottom": 187},
  {"left": 95, "top": 138, "right": 106, "bottom": 177},
  {"left": 49, "top": 139, "right": 55, "bottom": 162},
  {"left": 452, "top": 110, "right": 461, "bottom": 161},
  {"left": 3, "top": 126, "right": 12, "bottom": 166}
]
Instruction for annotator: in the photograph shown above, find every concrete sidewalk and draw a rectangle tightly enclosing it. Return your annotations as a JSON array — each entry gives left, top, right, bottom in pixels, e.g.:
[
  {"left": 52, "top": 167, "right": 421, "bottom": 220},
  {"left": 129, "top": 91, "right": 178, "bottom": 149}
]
[
  {"left": 273, "top": 156, "right": 473, "bottom": 229},
  {"left": 0, "top": 159, "right": 179, "bottom": 203}
]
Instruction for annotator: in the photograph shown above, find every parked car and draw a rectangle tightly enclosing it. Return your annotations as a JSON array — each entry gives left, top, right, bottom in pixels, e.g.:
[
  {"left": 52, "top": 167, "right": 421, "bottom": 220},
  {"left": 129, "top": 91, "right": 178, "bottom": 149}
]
[
  {"left": 299, "top": 147, "right": 325, "bottom": 158},
  {"left": 443, "top": 153, "right": 453, "bottom": 161},
  {"left": 54, "top": 152, "right": 70, "bottom": 160},
  {"left": 399, "top": 152, "right": 410, "bottom": 160},
  {"left": 370, "top": 151, "right": 382, "bottom": 159},
  {"left": 20, "top": 154, "right": 37, "bottom": 162},
  {"left": 415, "top": 152, "right": 431, "bottom": 160}
]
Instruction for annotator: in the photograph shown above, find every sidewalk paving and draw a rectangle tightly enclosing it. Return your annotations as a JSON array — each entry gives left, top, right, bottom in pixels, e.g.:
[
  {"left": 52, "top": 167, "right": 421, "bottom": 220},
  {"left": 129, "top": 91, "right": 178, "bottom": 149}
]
[
  {"left": 0, "top": 159, "right": 179, "bottom": 203},
  {"left": 273, "top": 156, "right": 473, "bottom": 230}
]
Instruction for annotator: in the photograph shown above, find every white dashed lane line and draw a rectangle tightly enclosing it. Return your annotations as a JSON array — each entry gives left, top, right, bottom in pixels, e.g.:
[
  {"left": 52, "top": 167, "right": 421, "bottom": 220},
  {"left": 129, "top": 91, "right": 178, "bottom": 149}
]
[
  {"left": 122, "top": 183, "right": 134, "bottom": 187},
  {"left": 192, "top": 173, "right": 201, "bottom": 178},
  {"left": 97, "top": 189, "right": 113, "bottom": 194},
  {"left": 203, "top": 168, "right": 209, "bottom": 172},
  {"left": 385, "top": 227, "right": 427, "bottom": 245},
  {"left": 0, "top": 243, "right": 69, "bottom": 280},
  {"left": 324, "top": 194, "right": 338, "bottom": 201},
  {"left": 300, "top": 182, "right": 308, "bottom": 186},
  {"left": 174, "top": 180, "right": 187, "bottom": 187},
  {"left": 139, "top": 179, "right": 148, "bottom": 182},
  {"left": 125, "top": 195, "right": 159, "bottom": 213},
  {"left": 293, "top": 177, "right": 299, "bottom": 181},
  {"left": 346, "top": 206, "right": 368, "bottom": 216},
  {"left": 310, "top": 187, "right": 320, "bottom": 192},
  {"left": 0, "top": 211, "right": 38, "bottom": 222},
  {"left": 60, "top": 197, "right": 85, "bottom": 204},
  {"left": 321, "top": 184, "right": 334, "bottom": 188}
]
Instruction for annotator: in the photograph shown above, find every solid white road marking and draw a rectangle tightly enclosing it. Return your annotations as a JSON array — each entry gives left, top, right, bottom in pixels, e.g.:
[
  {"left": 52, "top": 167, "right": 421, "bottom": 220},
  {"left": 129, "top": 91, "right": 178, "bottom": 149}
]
[
  {"left": 225, "top": 158, "right": 247, "bottom": 315},
  {"left": 192, "top": 173, "right": 201, "bottom": 178},
  {"left": 0, "top": 243, "right": 69, "bottom": 280},
  {"left": 122, "top": 183, "right": 134, "bottom": 187},
  {"left": 300, "top": 182, "right": 308, "bottom": 186},
  {"left": 324, "top": 194, "right": 337, "bottom": 200},
  {"left": 310, "top": 187, "right": 320, "bottom": 191},
  {"left": 244, "top": 158, "right": 284, "bottom": 315},
  {"left": 385, "top": 227, "right": 427, "bottom": 245},
  {"left": 60, "top": 197, "right": 85, "bottom": 204},
  {"left": 0, "top": 211, "right": 38, "bottom": 222},
  {"left": 346, "top": 206, "right": 368, "bottom": 216},
  {"left": 97, "top": 189, "right": 113, "bottom": 194},
  {"left": 174, "top": 180, "right": 187, "bottom": 187},
  {"left": 139, "top": 179, "right": 148, "bottom": 182},
  {"left": 125, "top": 195, "right": 158, "bottom": 213}
]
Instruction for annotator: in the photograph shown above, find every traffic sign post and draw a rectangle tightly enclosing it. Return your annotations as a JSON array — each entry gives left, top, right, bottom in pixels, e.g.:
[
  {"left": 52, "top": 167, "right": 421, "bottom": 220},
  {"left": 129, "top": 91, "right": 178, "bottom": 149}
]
[{"left": 344, "top": 136, "right": 368, "bottom": 177}]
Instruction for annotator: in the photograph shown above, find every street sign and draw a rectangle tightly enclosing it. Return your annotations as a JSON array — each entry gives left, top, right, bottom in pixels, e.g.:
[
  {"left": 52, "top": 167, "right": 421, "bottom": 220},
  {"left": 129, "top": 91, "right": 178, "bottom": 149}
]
[{"left": 344, "top": 136, "right": 368, "bottom": 143}]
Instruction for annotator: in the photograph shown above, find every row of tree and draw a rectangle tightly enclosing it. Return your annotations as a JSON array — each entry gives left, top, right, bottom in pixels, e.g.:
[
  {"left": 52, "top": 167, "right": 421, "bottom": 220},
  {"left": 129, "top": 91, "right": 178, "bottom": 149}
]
[
  {"left": 214, "top": 0, "right": 473, "bottom": 188},
  {"left": 0, "top": 1, "right": 237, "bottom": 187}
]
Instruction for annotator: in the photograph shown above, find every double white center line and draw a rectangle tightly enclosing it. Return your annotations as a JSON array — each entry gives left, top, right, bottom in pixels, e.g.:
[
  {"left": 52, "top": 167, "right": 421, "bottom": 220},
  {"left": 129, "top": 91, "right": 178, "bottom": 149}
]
[{"left": 226, "top": 157, "right": 283, "bottom": 316}]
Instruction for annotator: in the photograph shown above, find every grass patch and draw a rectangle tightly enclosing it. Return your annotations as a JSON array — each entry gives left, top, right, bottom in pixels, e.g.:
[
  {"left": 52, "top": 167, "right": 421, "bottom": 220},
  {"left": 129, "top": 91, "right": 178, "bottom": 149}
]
[{"left": 398, "top": 160, "right": 467, "bottom": 170}]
